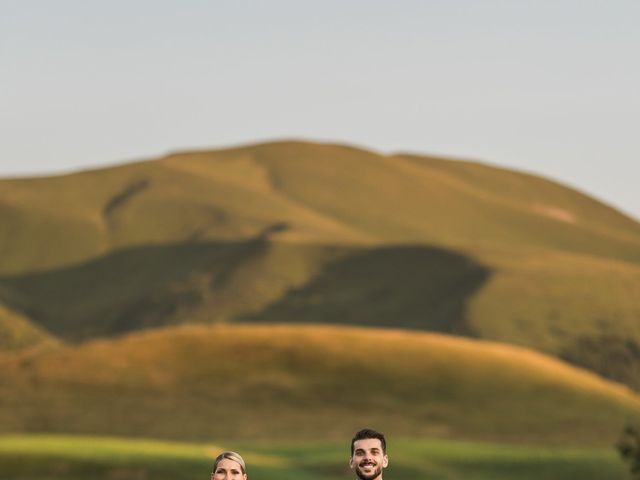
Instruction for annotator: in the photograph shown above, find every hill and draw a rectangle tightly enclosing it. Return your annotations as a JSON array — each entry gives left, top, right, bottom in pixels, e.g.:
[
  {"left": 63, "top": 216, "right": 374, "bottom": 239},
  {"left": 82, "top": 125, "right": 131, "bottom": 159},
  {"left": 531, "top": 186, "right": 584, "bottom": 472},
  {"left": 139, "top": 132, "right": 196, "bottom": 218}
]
[
  {"left": 0, "top": 301, "right": 57, "bottom": 351},
  {"left": 2, "top": 141, "right": 639, "bottom": 274},
  {"left": 0, "top": 324, "right": 638, "bottom": 446},
  {"left": 1, "top": 140, "right": 639, "bottom": 387}
]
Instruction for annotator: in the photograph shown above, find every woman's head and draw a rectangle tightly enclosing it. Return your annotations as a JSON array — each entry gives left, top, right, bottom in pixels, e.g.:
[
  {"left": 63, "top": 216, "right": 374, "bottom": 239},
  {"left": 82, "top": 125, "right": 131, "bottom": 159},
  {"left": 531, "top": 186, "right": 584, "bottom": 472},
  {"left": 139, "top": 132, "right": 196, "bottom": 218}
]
[{"left": 211, "top": 451, "right": 247, "bottom": 480}]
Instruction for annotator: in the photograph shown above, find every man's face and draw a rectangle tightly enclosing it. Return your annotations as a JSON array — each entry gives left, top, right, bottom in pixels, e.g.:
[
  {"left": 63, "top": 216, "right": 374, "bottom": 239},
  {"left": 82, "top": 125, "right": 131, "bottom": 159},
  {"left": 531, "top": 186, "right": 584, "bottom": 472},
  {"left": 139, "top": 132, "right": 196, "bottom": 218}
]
[{"left": 349, "top": 438, "right": 389, "bottom": 480}]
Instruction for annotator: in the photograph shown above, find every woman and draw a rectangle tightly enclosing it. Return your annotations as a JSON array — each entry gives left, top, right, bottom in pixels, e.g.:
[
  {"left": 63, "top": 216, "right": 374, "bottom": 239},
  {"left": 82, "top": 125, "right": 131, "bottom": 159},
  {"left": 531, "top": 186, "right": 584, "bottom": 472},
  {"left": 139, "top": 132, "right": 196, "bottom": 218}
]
[{"left": 211, "top": 451, "right": 247, "bottom": 480}]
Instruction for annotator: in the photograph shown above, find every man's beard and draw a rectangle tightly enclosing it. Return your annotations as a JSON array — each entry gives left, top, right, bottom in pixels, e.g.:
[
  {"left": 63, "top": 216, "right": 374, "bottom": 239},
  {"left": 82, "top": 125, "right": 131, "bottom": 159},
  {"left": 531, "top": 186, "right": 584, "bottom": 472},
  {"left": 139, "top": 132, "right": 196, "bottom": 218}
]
[{"left": 354, "top": 462, "right": 382, "bottom": 480}]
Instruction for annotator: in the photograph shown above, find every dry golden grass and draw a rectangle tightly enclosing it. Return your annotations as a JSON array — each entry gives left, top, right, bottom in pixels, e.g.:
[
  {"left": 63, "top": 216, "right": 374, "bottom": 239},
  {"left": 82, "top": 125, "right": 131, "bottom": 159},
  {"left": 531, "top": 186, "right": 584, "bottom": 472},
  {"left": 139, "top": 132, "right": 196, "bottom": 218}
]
[
  {"left": 2, "top": 140, "right": 639, "bottom": 274},
  {"left": 1, "top": 139, "right": 640, "bottom": 390},
  {"left": 1, "top": 323, "right": 638, "bottom": 446},
  {"left": 0, "top": 302, "right": 58, "bottom": 351}
]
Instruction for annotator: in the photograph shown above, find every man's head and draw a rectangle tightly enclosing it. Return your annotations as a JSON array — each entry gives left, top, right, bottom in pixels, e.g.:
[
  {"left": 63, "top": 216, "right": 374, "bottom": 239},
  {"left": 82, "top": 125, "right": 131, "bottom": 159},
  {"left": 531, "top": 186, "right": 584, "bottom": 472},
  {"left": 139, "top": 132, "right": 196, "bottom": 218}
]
[{"left": 349, "top": 429, "right": 388, "bottom": 480}]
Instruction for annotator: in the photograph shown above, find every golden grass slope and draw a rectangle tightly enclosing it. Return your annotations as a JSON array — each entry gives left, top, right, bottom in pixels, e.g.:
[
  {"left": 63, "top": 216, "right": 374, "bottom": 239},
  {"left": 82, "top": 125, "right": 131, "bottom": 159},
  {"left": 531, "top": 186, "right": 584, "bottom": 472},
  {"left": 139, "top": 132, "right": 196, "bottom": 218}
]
[
  {"left": 0, "top": 301, "right": 57, "bottom": 351},
  {"left": 1, "top": 140, "right": 639, "bottom": 276},
  {"left": 1, "top": 140, "right": 640, "bottom": 388},
  {"left": 0, "top": 324, "right": 638, "bottom": 447}
]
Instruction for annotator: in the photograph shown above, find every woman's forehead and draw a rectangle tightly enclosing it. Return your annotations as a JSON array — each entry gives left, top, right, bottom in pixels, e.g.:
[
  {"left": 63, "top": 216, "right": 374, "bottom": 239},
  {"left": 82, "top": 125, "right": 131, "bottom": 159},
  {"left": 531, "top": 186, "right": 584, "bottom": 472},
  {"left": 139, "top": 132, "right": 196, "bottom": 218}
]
[{"left": 217, "top": 458, "right": 242, "bottom": 470}]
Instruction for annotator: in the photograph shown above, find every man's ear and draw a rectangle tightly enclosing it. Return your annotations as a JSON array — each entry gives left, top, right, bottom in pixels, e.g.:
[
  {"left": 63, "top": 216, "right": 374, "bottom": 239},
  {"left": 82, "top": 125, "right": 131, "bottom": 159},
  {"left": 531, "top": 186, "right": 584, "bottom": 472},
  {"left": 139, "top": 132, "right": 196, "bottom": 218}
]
[
  {"left": 382, "top": 454, "right": 389, "bottom": 468},
  {"left": 243, "top": 474, "right": 247, "bottom": 480},
  {"left": 349, "top": 456, "right": 355, "bottom": 469}
]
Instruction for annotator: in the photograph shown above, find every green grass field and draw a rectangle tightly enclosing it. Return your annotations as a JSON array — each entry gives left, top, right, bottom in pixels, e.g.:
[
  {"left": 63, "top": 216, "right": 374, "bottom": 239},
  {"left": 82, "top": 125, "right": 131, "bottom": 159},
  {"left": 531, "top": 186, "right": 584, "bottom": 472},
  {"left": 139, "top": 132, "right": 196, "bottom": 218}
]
[{"left": 0, "top": 434, "right": 630, "bottom": 480}]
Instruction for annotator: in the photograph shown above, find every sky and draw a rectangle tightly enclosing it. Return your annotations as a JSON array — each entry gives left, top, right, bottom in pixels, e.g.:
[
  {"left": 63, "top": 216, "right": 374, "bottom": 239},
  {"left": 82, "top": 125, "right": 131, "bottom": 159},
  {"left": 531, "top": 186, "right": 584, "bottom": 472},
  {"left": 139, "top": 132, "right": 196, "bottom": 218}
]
[{"left": 2, "top": 0, "right": 639, "bottom": 219}]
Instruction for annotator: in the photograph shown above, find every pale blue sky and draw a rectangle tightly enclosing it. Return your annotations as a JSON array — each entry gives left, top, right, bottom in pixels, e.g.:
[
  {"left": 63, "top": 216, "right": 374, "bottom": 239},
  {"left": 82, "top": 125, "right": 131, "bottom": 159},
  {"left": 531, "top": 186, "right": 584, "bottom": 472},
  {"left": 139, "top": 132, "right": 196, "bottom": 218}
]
[{"left": 2, "top": 1, "right": 639, "bottom": 218}]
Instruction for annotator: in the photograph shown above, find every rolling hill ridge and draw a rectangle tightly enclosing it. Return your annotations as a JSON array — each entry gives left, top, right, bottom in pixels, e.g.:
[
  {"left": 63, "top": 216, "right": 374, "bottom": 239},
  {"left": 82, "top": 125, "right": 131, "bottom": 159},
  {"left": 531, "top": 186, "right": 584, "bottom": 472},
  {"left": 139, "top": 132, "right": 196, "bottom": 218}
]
[
  {"left": 1, "top": 140, "right": 640, "bottom": 389},
  {"left": 1, "top": 323, "right": 638, "bottom": 446}
]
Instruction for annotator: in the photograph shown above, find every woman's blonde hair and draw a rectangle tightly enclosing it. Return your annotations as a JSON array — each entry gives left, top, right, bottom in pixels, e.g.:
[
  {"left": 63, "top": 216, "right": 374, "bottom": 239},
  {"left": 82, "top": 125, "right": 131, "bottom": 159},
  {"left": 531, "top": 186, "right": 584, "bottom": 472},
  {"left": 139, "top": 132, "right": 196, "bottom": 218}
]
[{"left": 212, "top": 451, "right": 247, "bottom": 475}]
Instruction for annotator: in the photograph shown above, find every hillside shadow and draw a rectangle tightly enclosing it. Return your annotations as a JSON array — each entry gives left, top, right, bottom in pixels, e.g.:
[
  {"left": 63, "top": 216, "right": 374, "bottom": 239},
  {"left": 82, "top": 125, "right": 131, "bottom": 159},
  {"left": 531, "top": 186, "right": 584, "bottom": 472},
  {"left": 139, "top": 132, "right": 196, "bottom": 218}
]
[
  {"left": 0, "top": 232, "right": 491, "bottom": 341},
  {"left": 241, "top": 245, "right": 491, "bottom": 334},
  {"left": 560, "top": 333, "right": 640, "bottom": 391},
  {"left": 0, "top": 232, "right": 275, "bottom": 340}
]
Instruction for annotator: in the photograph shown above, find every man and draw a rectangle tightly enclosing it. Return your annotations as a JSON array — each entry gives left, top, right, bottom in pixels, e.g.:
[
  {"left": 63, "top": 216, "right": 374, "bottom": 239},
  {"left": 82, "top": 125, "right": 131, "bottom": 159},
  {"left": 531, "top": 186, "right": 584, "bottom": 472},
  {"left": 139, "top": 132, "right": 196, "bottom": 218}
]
[{"left": 349, "top": 429, "right": 389, "bottom": 480}]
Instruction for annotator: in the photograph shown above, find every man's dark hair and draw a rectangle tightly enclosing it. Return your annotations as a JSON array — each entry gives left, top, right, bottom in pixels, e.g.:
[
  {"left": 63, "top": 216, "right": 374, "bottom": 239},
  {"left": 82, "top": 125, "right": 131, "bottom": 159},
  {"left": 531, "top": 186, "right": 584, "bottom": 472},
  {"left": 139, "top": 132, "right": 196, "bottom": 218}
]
[{"left": 350, "top": 429, "right": 386, "bottom": 455}]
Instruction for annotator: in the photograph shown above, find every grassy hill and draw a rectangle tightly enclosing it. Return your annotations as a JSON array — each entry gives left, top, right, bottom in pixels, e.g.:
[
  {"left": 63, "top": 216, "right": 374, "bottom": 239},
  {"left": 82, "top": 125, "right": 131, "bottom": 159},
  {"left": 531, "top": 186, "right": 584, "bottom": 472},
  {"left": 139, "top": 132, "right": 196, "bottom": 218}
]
[
  {"left": 2, "top": 141, "right": 639, "bottom": 274},
  {"left": 1, "top": 324, "right": 638, "bottom": 446},
  {"left": 1, "top": 140, "right": 639, "bottom": 388},
  {"left": 0, "top": 434, "right": 631, "bottom": 480},
  {"left": 0, "top": 241, "right": 489, "bottom": 339},
  {"left": 0, "top": 300, "right": 57, "bottom": 351}
]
